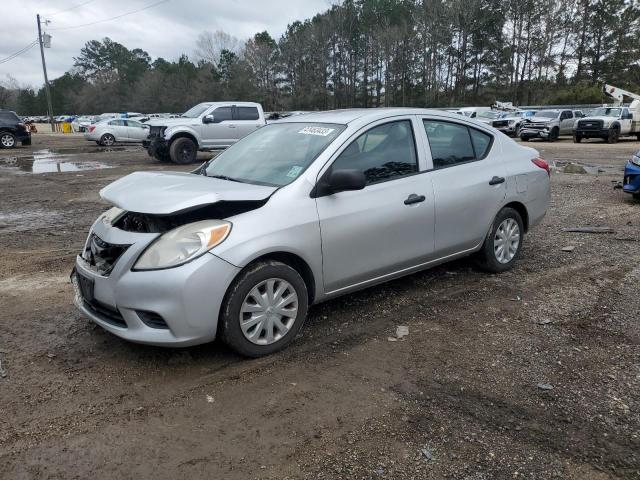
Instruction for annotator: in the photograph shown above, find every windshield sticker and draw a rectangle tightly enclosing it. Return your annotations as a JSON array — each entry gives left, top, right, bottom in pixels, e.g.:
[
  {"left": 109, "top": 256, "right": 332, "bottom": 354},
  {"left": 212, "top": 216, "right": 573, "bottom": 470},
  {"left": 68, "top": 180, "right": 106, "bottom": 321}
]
[
  {"left": 298, "top": 126, "right": 335, "bottom": 136},
  {"left": 286, "top": 166, "right": 303, "bottom": 178}
]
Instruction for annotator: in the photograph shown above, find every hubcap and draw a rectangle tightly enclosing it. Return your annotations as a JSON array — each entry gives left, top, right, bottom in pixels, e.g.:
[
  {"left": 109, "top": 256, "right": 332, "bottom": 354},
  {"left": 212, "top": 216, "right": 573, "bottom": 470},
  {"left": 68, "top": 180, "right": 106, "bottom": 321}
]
[
  {"left": 1, "top": 134, "right": 15, "bottom": 147},
  {"left": 103, "top": 136, "right": 114, "bottom": 145},
  {"left": 240, "top": 278, "right": 298, "bottom": 345},
  {"left": 493, "top": 218, "right": 520, "bottom": 264}
]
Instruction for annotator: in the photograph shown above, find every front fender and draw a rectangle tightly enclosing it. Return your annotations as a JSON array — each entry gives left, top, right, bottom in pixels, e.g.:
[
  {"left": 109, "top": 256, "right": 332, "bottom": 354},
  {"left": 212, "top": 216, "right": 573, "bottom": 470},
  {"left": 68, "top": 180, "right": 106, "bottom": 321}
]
[{"left": 164, "top": 126, "right": 202, "bottom": 148}]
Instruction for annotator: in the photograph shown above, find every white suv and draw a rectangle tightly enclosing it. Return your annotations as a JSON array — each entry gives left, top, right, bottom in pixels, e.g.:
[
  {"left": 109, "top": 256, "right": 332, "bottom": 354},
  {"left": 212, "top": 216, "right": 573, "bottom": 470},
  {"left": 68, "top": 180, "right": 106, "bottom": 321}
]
[{"left": 144, "top": 102, "right": 266, "bottom": 164}]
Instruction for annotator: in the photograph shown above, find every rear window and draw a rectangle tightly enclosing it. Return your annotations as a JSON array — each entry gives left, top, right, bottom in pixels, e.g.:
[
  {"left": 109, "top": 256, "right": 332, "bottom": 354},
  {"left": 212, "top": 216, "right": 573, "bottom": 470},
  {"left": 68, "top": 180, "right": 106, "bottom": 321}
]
[{"left": 236, "top": 107, "right": 260, "bottom": 120}]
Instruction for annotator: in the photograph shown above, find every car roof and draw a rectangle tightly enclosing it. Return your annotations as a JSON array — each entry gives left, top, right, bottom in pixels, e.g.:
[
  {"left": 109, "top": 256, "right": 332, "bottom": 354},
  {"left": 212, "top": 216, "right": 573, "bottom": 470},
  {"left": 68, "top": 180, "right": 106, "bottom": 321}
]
[{"left": 275, "top": 108, "right": 474, "bottom": 125}]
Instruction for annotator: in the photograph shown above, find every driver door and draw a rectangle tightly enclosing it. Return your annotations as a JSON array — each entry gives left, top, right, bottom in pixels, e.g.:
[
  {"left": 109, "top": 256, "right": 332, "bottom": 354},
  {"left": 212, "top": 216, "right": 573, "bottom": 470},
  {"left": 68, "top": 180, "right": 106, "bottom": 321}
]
[
  {"left": 315, "top": 117, "right": 435, "bottom": 294},
  {"left": 201, "top": 106, "right": 234, "bottom": 148}
]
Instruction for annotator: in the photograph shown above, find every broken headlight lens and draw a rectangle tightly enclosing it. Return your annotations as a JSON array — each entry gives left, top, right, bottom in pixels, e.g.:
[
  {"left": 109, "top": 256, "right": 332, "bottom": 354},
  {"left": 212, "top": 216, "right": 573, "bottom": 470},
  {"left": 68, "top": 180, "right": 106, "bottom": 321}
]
[{"left": 133, "top": 220, "right": 231, "bottom": 270}]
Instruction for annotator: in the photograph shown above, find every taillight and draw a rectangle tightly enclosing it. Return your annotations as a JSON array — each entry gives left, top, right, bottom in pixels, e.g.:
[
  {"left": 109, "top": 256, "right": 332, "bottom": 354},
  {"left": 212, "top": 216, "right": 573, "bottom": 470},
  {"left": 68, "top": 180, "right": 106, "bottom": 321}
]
[
  {"left": 532, "top": 157, "right": 550, "bottom": 177},
  {"left": 88, "top": 125, "right": 96, "bottom": 133}
]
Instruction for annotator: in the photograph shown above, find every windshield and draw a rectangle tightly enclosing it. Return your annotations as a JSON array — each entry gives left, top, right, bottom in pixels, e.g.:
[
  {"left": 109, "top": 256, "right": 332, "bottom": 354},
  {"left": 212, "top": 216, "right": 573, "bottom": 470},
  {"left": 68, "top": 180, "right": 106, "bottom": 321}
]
[
  {"left": 533, "top": 110, "right": 559, "bottom": 119},
  {"left": 477, "top": 111, "right": 500, "bottom": 119},
  {"left": 589, "top": 107, "right": 621, "bottom": 117},
  {"left": 205, "top": 122, "right": 345, "bottom": 186},
  {"left": 182, "top": 103, "right": 212, "bottom": 118}
]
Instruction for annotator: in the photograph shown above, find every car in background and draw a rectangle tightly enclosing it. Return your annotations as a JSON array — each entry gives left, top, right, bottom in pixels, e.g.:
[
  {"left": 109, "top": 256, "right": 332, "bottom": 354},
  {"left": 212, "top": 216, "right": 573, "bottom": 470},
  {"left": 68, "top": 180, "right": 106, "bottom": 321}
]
[
  {"left": 473, "top": 111, "right": 502, "bottom": 125},
  {"left": 72, "top": 108, "right": 550, "bottom": 356},
  {"left": 454, "top": 106, "right": 492, "bottom": 118},
  {"left": 519, "top": 109, "right": 576, "bottom": 142},
  {"left": 491, "top": 110, "right": 537, "bottom": 136},
  {"left": 72, "top": 115, "right": 97, "bottom": 132},
  {"left": 623, "top": 150, "right": 640, "bottom": 200},
  {"left": 0, "top": 110, "right": 31, "bottom": 148},
  {"left": 84, "top": 118, "right": 150, "bottom": 146},
  {"left": 144, "top": 101, "right": 266, "bottom": 164}
]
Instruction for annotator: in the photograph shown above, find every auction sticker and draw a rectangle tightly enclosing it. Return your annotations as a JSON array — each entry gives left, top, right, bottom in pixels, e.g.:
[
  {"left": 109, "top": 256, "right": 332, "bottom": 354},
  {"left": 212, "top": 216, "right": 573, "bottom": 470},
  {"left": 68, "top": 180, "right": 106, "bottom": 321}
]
[{"left": 298, "top": 126, "right": 335, "bottom": 136}]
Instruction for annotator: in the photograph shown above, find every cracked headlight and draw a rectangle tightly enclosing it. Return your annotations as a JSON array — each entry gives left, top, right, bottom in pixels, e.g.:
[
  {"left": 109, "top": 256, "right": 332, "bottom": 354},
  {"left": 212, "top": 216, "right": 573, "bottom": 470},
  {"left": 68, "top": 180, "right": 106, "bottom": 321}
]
[{"left": 133, "top": 220, "right": 231, "bottom": 270}]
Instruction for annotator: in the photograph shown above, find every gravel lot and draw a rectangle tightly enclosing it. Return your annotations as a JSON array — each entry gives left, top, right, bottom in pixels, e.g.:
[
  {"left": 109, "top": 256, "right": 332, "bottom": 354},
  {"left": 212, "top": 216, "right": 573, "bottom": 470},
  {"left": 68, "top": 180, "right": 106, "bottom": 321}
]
[{"left": 1, "top": 133, "right": 639, "bottom": 479}]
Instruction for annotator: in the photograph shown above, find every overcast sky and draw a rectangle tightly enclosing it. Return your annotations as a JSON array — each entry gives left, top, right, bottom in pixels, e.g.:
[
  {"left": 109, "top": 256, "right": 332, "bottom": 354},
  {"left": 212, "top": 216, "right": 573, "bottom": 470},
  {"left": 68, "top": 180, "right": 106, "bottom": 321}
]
[{"left": 1, "top": 0, "right": 333, "bottom": 88}]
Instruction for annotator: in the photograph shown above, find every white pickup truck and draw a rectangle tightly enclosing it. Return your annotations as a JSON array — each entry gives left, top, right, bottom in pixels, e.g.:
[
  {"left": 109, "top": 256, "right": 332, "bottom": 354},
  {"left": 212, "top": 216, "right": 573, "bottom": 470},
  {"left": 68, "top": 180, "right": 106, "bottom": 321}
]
[
  {"left": 144, "top": 102, "right": 266, "bottom": 163},
  {"left": 573, "top": 103, "right": 640, "bottom": 143}
]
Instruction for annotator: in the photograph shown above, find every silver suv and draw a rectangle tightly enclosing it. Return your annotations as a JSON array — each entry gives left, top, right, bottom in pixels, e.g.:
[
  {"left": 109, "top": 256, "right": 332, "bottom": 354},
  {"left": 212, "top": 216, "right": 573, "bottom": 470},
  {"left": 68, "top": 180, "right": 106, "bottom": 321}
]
[
  {"left": 144, "top": 102, "right": 266, "bottom": 164},
  {"left": 72, "top": 108, "right": 550, "bottom": 357},
  {"left": 519, "top": 109, "right": 579, "bottom": 142}
]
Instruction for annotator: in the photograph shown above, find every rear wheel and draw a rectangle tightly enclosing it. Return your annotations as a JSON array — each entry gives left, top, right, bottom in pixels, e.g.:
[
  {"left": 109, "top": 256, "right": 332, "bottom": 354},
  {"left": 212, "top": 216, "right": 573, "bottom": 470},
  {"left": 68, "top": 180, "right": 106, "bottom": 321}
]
[
  {"left": 0, "top": 132, "right": 16, "bottom": 148},
  {"left": 220, "top": 261, "right": 309, "bottom": 357},
  {"left": 100, "top": 133, "right": 115, "bottom": 146},
  {"left": 169, "top": 137, "right": 197, "bottom": 164},
  {"left": 607, "top": 127, "right": 619, "bottom": 144},
  {"left": 476, "top": 207, "right": 524, "bottom": 273}
]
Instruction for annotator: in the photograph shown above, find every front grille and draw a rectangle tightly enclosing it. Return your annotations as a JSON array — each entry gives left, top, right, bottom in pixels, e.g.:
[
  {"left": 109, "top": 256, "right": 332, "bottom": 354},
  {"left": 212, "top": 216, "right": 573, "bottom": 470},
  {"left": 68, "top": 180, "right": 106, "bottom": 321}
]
[
  {"left": 148, "top": 125, "right": 166, "bottom": 138},
  {"left": 492, "top": 120, "right": 509, "bottom": 128},
  {"left": 83, "top": 299, "right": 127, "bottom": 328},
  {"left": 82, "top": 233, "right": 130, "bottom": 276},
  {"left": 524, "top": 122, "right": 548, "bottom": 130},
  {"left": 577, "top": 119, "right": 604, "bottom": 130}
]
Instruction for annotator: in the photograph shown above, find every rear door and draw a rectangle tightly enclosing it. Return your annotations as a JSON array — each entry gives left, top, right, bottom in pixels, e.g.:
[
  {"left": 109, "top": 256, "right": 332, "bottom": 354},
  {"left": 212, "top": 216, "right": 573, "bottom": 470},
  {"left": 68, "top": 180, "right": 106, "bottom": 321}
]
[
  {"left": 233, "top": 106, "right": 263, "bottom": 140},
  {"left": 108, "top": 120, "right": 127, "bottom": 141},
  {"left": 560, "top": 110, "right": 574, "bottom": 134},
  {"left": 420, "top": 117, "right": 507, "bottom": 256},
  {"left": 201, "top": 106, "right": 234, "bottom": 148}
]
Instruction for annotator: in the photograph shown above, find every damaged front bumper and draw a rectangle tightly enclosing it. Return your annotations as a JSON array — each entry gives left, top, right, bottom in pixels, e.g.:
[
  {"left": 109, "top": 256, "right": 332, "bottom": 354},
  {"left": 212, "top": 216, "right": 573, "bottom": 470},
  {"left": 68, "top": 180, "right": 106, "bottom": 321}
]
[
  {"left": 71, "top": 217, "right": 240, "bottom": 347},
  {"left": 519, "top": 127, "right": 550, "bottom": 140},
  {"left": 145, "top": 137, "right": 169, "bottom": 158}
]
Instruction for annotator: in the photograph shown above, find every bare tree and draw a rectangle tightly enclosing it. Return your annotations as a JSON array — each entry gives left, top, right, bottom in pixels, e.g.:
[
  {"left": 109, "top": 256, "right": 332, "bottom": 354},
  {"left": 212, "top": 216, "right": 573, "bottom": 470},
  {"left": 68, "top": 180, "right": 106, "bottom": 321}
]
[{"left": 195, "top": 30, "right": 242, "bottom": 66}]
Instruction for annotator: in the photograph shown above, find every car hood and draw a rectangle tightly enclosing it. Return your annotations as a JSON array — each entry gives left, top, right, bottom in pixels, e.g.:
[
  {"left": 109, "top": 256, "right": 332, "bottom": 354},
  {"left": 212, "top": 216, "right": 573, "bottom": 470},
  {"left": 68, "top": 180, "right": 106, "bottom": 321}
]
[
  {"left": 100, "top": 171, "right": 277, "bottom": 215},
  {"left": 144, "top": 118, "right": 200, "bottom": 127},
  {"left": 579, "top": 116, "right": 617, "bottom": 122}
]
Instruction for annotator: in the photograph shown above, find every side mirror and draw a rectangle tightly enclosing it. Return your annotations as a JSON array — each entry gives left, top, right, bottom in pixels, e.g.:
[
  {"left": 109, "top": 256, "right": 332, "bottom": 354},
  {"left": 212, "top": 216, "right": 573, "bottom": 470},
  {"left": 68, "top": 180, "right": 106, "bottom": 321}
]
[{"left": 203, "top": 114, "right": 215, "bottom": 124}]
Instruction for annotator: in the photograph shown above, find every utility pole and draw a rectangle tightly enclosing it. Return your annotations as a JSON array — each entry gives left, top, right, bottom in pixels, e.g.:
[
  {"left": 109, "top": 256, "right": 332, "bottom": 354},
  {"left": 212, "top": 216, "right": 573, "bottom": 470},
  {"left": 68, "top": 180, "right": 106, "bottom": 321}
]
[{"left": 37, "top": 14, "right": 55, "bottom": 132}]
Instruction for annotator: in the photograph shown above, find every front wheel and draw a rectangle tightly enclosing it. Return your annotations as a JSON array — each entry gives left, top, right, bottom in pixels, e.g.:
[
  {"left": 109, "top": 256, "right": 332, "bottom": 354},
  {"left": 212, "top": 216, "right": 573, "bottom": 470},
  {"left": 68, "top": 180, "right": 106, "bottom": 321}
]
[
  {"left": 607, "top": 128, "right": 619, "bottom": 144},
  {"left": 548, "top": 127, "right": 559, "bottom": 142},
  {"left": 169, "top": 137, "right": 197, "bottom": 164},
  {"left": 0, "top": 132, "right": 17, "bottom": 149},
  {"left": 220, "top": 261, "right": 309, "bottom": 357},
  {"left": 573, "top": 133, "right": 582, "bottom": 143},
  {"left": 476, "top": 207, "right": 524, "bottom": 273}
]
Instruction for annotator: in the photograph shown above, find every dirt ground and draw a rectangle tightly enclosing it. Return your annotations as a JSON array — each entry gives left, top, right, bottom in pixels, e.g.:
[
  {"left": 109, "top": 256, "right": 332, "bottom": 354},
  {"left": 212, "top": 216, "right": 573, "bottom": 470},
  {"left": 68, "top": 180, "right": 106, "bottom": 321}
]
[{"left": 0, "top": 133, "right": 639, "bottom": 479}]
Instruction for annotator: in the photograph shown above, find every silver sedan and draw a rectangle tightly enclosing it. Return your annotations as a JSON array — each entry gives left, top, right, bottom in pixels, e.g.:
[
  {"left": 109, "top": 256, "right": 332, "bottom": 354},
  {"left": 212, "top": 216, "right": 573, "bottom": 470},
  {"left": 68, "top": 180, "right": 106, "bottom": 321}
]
[
  {"left": 84, "top": 118, "right": 150, "bottom": 146},
  {"left": 72, "top": 108, "right": 550, "bottom": 357}
]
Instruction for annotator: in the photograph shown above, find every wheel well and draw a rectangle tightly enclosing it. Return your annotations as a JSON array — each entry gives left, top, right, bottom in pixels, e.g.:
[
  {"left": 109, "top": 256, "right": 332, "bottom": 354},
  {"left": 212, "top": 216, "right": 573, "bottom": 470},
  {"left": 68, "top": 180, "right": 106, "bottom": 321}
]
[
  {"left": 503, "top": 201, "right": 529, "bottom": 232},
  {"left": 611, "top": 123, "right": 620, "bottom": 130},
  {"left": 169, "top": 132, "right": 198, "bottom": 147},
  {"left": 245, "top": 252, "right": 316, "bottom": 304}
]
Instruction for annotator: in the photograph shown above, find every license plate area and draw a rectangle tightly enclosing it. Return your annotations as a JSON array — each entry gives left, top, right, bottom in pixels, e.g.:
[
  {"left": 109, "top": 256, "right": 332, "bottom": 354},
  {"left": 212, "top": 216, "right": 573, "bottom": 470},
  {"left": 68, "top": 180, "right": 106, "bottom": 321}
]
[{"left": 75, "top": 271, "right": 95, "bottom": 303}]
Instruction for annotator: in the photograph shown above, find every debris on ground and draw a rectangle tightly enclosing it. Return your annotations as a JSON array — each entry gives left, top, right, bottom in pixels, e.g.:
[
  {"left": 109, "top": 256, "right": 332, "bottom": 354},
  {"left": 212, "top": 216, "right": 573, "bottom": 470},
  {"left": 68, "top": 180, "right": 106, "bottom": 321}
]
[
  {"left": 206, "top": 395, "right": 214, "bottom": 403},
  {"left": 396, "top": 325, "right": 409, "bottom": 339},
  {"left": 561, "top": 246, "right": 575, "bottom": 252},
  {"left": 419, "top": 446, "right": 434, "bottom": 461},
  {"left": 537, "top": 319, "right": 553, "bottom": 325},
  {"left": 562, "top": 226, "right": 615, "bottom": 234},
  {"left": 537, "top": 383, "right": 554, "bottom": 391},
  {"left": 0, "top": 359, "right": 7, "bottom": 378},
  {"left": 563, "top": 164, "right": 588, "bottom": 174}
]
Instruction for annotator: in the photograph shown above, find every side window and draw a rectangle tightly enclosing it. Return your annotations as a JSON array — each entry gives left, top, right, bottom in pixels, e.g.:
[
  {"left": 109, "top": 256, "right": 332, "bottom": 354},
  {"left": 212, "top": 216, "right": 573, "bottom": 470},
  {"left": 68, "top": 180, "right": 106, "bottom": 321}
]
[
  {"left": 125, "top": 120, "right": 141, "bottom": 128},
  {"left": 212, "top": 106, "right": 233, "bottom": 123},
  {"left": 331, "top": 120, "right": 418, "bottom": 185},
  {"left": 109, "top": 120, "right": 125, "bottom": 126},
  {"left": 623, "top": 108, "right": 629, "bottom": 117},
  {"left": 469, "top": 128, "right": 492, "bottom": 158},
  {"left": 236, "top": 107, "right": 260, "bottom": 120},
  {"left": 423, "top": 120, "right": 476, "bottom": 168}
]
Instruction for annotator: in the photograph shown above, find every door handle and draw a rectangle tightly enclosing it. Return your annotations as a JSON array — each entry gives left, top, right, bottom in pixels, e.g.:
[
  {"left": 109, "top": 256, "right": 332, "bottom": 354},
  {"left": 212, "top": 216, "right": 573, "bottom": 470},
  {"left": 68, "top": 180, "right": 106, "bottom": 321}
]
[
  {"left": 404, "top": 194, "right": 426, "bottom": 205},
  {"left": 228, "top": 124, "right": 236, "bottom": 128},
  {"left": 489, "top": 176, "right": 505, "bottom": 185}
]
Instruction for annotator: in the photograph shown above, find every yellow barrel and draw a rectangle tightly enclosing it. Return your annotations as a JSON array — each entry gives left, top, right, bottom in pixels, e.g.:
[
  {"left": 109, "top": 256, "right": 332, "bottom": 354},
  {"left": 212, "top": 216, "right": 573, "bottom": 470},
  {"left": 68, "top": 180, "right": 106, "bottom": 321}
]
[{"left": 62, "top": 122, "right": 73, "bottom": 133}]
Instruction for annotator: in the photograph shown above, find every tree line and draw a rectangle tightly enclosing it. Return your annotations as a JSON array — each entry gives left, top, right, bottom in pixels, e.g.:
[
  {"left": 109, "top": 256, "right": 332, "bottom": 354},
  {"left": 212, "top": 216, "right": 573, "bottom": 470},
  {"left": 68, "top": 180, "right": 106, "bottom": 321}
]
[{"left": 2, "top": 0, "right": 640, "bottom": 115}]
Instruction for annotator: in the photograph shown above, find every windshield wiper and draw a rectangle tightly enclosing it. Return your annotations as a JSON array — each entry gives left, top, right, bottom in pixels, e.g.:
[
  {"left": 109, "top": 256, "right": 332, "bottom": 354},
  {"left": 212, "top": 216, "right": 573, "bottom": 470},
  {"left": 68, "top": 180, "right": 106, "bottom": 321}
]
[{"left": 208, "top": 174, "right": 245, "bottom": 183}]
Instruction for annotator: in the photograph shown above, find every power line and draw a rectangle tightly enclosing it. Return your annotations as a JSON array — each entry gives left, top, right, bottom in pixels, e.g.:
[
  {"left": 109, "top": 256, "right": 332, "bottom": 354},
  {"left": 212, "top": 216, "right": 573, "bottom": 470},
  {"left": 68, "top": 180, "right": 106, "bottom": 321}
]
[
  {"left": 46, "top": 0, "right": 97, "bottom": 17},
  {"left": 49, "top": 0, "right": 171, "bottom": 31},
  {"left": 0, "top": 40, "right": 39, "bottom": 65}
]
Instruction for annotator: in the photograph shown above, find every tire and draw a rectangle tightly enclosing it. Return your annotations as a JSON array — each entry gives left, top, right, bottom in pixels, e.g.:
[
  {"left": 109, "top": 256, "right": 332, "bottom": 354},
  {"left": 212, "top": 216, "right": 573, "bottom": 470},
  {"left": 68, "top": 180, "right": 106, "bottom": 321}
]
[
  {"left": 520, "top": 136, "right": 529, "bottom": 142},
  {"left": 636, "top": 134, "right": 640, "bottom": 141},
  {"left": 573, "top": 133, "right": 582, "bottom": 143},
  {"left": 475, "top": 207, "right": 524, "bottom": 273},
  {"left": 100, "top": 133, "right": 115, "bottom": 146},
  {"left": 607, "top": 128, "right": 619, "bottom": 144},
  {"left": 169, "top": 137, "right": 197, "bottom": 164},
  {"left": 0, "top": 132, "right": 16, "bottom": 149},
  {"left": 548, "top": 127, "right": 559, "bottom": 142},
  {"left": 220, "top": 260, "right": 309, "bottom": 357},
  {"left": 153, "top": 150, "right": 172, "bottom": 162},
  {"left": 633, "top": 193, "right": 640, "bottom": 201}
]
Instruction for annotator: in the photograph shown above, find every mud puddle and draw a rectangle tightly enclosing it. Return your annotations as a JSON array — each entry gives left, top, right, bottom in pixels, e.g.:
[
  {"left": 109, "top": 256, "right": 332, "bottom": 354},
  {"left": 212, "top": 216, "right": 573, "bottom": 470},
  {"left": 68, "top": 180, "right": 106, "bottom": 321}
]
[{"left": 0, "top": 149, "right": 114, "bottom": 174}]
